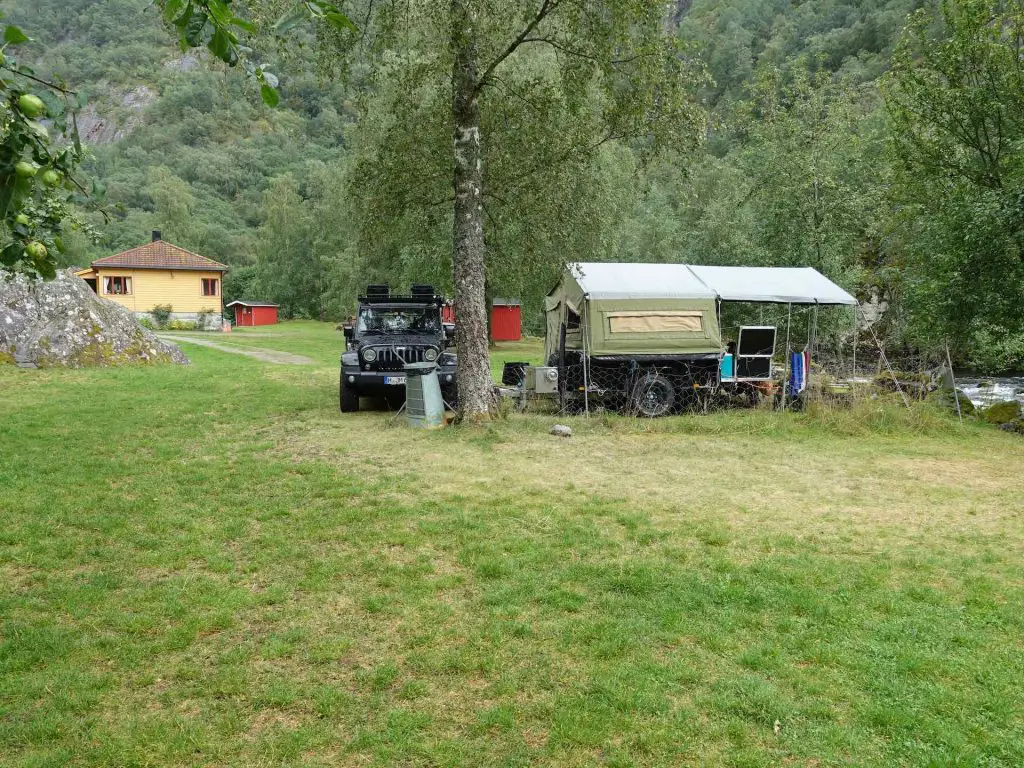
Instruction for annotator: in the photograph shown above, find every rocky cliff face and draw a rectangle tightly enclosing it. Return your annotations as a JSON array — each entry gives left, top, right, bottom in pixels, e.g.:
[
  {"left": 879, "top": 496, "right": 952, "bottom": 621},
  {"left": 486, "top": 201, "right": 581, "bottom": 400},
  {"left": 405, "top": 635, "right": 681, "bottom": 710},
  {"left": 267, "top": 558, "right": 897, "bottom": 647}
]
[
  {"left": 72, "top": 85, "right": 157, "bottom": 146},
  {"left": 0, "top": 270, "right": 189, "bottom": 368}
]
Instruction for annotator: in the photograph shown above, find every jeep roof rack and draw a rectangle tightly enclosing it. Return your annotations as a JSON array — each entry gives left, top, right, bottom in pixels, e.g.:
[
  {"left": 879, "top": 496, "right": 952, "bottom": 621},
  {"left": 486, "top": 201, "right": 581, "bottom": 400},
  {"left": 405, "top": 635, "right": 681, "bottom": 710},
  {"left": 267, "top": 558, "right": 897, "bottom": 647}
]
[{"left": 358, "top": 292, "right": 445, "bottom": 306}]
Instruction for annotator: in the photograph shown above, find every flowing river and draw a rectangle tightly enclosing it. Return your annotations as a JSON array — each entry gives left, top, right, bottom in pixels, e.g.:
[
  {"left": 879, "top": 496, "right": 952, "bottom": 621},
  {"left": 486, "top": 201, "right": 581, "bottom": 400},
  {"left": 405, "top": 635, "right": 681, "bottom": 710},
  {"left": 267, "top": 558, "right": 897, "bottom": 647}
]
[{"left": 955, "top": 376, "right": 1024, "bottom": 408}]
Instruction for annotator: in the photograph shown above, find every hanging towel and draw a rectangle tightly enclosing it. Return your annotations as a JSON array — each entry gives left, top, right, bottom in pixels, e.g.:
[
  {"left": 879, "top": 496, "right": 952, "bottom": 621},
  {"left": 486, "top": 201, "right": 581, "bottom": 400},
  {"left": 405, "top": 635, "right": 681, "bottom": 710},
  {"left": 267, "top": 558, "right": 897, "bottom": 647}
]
[{"left": 789, "top": 351, "right": 804, "bottom": 397}]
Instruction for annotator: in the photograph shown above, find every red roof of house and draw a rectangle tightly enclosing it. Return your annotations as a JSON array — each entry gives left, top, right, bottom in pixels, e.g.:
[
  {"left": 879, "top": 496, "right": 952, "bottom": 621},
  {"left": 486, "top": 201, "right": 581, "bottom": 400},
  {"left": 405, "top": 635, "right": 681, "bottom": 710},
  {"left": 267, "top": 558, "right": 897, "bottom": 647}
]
[{"left": 92, "top": 240, "right": 228, "bottom": 272}]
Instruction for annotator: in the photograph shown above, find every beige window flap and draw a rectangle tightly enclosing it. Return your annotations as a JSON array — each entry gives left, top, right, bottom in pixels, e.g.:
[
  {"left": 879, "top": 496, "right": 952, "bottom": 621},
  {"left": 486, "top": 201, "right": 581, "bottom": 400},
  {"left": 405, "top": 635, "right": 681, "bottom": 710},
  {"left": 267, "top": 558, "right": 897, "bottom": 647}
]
[{"left": 607, "top": 311, "right": 703, "bottom": 333}]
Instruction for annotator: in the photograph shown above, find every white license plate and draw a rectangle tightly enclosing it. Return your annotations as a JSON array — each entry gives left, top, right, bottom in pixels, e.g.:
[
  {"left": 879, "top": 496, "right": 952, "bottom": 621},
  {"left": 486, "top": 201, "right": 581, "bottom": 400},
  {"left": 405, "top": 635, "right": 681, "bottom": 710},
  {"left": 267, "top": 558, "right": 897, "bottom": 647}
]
[{"left": 384, "top": 376, "right": 406, "bottom": 385}]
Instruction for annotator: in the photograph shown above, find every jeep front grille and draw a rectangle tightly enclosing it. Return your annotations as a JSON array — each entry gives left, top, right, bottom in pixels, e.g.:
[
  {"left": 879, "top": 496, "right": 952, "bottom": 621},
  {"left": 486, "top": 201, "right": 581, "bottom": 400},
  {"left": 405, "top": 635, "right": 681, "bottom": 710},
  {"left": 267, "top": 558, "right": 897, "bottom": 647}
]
[{"left": 373, "top": 346, "right": 431, "bottom": 371}]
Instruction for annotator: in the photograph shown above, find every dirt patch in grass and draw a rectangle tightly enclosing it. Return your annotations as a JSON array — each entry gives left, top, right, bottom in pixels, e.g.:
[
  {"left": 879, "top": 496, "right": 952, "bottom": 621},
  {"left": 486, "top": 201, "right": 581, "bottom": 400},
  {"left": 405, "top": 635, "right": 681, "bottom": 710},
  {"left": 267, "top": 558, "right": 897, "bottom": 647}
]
[
  {"left": 159, "top": 334, "right": 316, "bottom": 365},
  {"left": 888, "top": 456, "right": 1017, "bottom": 491},
  {"left": 272, "top": 411, "right": 1022, "bottom": 550}
]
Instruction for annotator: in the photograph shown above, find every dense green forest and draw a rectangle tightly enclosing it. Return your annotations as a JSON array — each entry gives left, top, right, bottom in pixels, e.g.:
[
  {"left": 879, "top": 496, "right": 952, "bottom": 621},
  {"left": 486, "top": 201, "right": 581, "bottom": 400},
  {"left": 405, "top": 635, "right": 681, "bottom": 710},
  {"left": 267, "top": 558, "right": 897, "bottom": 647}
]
[{"left": 5, "top": 0, "right": 1024, "bottom": 371}]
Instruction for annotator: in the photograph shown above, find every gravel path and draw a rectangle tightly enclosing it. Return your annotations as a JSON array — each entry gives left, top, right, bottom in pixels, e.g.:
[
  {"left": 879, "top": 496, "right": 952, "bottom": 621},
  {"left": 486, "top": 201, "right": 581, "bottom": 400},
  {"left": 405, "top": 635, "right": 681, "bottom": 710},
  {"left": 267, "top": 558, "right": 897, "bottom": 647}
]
[{"left": 159, "top": 334, "right": 316, "bottom": 365}]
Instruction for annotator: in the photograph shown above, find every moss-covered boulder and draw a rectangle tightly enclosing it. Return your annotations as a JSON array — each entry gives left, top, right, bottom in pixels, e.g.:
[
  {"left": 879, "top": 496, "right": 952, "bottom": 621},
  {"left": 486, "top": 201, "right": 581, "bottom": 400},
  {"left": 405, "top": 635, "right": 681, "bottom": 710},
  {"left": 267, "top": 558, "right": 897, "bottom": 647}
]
[
  {"left": 929, "top": 388, "right": 976, "bottom": 416},
  {"left": 0, "top": 270, "right": 189, "bottom": 368},
  {"left": 980, "top": 400, "right": 1022, "bottom": 425}
]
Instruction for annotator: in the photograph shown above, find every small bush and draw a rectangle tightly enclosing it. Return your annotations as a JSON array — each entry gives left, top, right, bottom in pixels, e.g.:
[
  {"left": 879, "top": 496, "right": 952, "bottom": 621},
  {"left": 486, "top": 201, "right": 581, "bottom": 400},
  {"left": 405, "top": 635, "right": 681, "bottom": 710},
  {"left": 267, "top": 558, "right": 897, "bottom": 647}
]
[
  {"left": 167, "top": 319, "right": 197, "bottom": 331},
  {"left": 138, "top": 316, "right": 156, "bottom": 330},
  {"left": 197, "top": 308, "right": 217, "bottom": 331},
  {"left": 151, "top": 304, "right": 173, "bottom": 329}
]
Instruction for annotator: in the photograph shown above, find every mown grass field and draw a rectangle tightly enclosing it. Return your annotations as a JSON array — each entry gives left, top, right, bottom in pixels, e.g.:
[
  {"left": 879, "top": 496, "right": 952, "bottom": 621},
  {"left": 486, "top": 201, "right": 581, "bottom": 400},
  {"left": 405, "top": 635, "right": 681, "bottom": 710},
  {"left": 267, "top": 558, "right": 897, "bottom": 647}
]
[{"left": 1, "top": 321, "right": 1022, "bottom": 767}]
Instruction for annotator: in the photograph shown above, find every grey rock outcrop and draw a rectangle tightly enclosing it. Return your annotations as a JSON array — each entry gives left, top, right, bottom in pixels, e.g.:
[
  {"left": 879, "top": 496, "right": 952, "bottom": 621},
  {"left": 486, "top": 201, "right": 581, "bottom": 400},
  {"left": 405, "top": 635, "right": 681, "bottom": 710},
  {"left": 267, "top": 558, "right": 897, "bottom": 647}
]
[
  {"left": 68, "top": 86, "right": 156, "bottom": 146},
  {"left": 0, "top": 270, "right": 189, "bottom": 368}
]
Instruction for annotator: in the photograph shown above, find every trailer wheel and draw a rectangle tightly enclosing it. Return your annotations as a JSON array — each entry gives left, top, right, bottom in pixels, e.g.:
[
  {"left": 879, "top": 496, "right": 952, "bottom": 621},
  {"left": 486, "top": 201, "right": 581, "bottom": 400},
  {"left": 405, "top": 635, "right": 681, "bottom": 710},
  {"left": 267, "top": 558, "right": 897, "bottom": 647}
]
[
  {"left": 631, "top": 372, "right": 675, "bottom": 417},
  {"left": 340, "top": 376, "right": 360, "bottom": 413}
]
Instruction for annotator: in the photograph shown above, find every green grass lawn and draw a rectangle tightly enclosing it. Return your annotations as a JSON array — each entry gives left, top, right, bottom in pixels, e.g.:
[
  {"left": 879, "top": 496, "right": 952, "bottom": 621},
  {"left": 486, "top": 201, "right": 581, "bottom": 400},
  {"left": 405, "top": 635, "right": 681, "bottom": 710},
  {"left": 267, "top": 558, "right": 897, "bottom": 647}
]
[{"left": 1, "top": 321, "right": 1022, "bottom": 767}]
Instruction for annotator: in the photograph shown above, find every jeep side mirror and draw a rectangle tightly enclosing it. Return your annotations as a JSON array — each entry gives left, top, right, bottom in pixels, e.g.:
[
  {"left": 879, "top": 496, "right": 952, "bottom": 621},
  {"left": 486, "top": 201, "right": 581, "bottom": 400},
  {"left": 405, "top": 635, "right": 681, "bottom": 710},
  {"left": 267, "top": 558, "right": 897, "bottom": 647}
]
[
  {"left": 343, "top": 325, "right": 354, "bottom": 346},
  {"left": 443, "top": 322, "right": 456, "bottom": 348}
]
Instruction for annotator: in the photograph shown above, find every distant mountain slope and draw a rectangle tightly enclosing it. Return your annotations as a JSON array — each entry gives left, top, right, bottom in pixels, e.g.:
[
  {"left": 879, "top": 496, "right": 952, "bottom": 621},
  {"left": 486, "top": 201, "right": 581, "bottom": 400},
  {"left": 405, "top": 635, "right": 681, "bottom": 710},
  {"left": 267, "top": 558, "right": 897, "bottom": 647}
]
[
  {"left": 679, "top": 0, "right": 917, "bottom": 100},
  {"left": 6, "top": 0, "right": 915, "bottom": 271},
  {"left": 5, "top": 0, "right": 352, "bottom": 267}
]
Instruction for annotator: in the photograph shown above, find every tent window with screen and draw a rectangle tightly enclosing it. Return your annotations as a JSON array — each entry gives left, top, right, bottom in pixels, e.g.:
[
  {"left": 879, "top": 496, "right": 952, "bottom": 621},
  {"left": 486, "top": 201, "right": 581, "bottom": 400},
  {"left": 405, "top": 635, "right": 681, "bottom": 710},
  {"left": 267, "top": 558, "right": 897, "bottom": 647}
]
[
  {"left": 566, "top": 305, "right": 581, "bottom": 330},
  {"left": 607, "top": 311, "right": 704, "bottom": 334}
]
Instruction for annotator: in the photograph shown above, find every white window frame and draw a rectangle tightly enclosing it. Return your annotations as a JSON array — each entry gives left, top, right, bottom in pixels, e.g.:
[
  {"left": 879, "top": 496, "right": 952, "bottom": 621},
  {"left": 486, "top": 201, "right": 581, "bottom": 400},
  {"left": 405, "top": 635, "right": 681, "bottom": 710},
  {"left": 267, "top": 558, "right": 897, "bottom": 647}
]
[{"left": 103, "top": 275, "right": 132, "bottom": 296}]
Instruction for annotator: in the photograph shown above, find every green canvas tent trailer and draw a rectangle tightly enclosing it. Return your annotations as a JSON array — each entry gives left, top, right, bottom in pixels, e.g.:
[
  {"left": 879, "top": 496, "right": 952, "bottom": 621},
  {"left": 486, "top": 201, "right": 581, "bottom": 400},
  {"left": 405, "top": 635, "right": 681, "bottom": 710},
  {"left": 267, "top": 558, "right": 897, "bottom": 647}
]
[
  {"left": 545, "top": 263, "right": 724, "bottom": 415},
  {"left": 545, "top": 263, "right": 723, "bottom": 360},
  {"left": 544, "top": 262, "right": 856, "bottom": 415}
]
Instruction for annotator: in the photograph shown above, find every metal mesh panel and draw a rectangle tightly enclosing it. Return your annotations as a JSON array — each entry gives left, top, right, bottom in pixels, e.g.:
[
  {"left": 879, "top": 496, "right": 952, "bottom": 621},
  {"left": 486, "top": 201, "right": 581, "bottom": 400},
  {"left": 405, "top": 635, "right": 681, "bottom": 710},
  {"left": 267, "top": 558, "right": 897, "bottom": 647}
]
[{"left": 515, "top": 339, "right": 969, "bottom": 418}]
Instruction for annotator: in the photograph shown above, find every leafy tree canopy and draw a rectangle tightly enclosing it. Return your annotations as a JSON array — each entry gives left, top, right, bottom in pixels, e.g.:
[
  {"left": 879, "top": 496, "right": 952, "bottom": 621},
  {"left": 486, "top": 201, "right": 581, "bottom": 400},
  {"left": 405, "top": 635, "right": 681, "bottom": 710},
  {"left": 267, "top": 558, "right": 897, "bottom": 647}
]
[{"left": 0, "top": 13, "right": 97, "bottom": 278}]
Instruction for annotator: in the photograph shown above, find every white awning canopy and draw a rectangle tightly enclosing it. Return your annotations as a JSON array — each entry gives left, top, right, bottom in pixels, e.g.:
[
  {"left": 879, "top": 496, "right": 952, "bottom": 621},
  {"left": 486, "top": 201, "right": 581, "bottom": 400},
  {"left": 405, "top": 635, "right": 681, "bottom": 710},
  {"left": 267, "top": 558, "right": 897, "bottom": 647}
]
[
  {"left": 570, "top": 262, "right": 718, "bottom": 300},
  {"left": 566, "top": 263, "right": 857, "bottom": 306},
  {"left": 687, "top": 265, "right": 857, "bottom": 306}
]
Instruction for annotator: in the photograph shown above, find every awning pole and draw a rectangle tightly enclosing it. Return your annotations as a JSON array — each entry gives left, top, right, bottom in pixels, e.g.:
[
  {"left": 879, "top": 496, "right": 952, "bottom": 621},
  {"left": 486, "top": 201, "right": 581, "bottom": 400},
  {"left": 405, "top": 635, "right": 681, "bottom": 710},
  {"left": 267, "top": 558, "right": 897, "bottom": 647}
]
[
  {"left": 809, "top": 303, "right": 819, "bottom": 389},
  {"left": 811, "top": 304, "right": 819, "bottom": 357},
  {"left": 582, "top": 299, "right": 590, "bottom": 417},
  {"left": 946, "top": 342, "right": 962, "bottom": 425},
  {"left": 717, "top": 299, "right": 723, "bottom": 346},
  {"left": 782, "top": 302, "right": 792, "bottom": 410},
  {"left": 851, "top": 308, "right": 858, "bottom": 381}
]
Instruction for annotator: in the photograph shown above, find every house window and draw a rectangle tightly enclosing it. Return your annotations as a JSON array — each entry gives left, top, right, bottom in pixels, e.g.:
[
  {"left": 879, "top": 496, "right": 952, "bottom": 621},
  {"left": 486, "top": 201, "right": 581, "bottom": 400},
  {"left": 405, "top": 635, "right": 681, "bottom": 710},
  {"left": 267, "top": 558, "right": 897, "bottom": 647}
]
[
  {"left": 201, "top": 278, "right": 219, "bottom": 297},
  {"left": 103, "top": 276, "right": 132, "bottom": 295}
]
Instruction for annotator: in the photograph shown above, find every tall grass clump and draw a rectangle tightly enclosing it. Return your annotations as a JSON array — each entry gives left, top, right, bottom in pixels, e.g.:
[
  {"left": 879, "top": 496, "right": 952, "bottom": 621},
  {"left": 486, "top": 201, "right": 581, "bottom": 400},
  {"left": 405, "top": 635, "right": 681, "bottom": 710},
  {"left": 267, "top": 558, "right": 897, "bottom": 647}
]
[{"left": 799, "top": 393, "right": 966, "bottom": 437}]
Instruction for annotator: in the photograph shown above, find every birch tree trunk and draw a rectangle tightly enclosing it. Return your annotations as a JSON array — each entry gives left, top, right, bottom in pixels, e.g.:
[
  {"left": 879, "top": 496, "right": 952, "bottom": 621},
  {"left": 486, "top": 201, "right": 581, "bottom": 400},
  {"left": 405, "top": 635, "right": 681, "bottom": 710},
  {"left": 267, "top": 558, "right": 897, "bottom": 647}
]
[{"left": 450, "top": 0, "right": 493, "bottom": 421}]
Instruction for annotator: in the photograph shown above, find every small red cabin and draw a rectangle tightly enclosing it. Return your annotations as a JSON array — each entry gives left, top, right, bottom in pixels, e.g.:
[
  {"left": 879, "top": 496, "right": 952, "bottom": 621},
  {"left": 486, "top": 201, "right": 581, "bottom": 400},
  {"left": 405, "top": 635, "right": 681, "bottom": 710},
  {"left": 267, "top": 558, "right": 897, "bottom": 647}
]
[
  {"left": 227, "top": 300, "right": 279, "bottom": 327},
  {"left": 490, "top": 298, "right": 522, "bottom": 342}
]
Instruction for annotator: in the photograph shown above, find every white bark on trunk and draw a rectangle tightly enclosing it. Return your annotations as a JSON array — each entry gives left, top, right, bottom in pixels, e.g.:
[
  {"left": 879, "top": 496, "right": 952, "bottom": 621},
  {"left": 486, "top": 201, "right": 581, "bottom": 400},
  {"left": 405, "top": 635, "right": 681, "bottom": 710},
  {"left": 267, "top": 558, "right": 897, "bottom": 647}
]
[{"left": 451, "top": 0, "right": 493, "bottom": 421}]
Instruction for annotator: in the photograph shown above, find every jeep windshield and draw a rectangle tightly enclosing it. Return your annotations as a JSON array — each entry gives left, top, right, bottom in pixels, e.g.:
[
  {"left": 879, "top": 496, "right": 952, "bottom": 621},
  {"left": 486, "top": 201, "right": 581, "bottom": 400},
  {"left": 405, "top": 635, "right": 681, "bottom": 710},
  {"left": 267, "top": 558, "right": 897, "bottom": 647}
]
[{"left": 357, "top": 305, "right": 440, "bottom": 335}]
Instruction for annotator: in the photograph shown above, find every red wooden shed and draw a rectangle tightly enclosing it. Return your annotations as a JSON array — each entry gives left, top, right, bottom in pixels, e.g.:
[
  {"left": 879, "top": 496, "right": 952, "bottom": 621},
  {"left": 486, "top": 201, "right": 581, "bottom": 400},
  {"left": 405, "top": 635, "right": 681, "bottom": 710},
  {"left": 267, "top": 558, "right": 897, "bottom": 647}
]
[
  {"left": 441, "top": 301, "right": 456, "bottom": 324},
  {"left": 490, "top": 298, "right": 522, "bottom": 341},
  {"left": 227, "top": 300, "right": 279, "bottom": 327}
]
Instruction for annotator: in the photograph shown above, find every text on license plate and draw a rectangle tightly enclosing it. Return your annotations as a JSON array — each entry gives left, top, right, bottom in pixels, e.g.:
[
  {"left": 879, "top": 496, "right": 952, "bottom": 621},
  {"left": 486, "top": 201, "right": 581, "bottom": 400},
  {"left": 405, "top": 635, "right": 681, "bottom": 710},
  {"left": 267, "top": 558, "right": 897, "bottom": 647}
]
[{"left": 384, "top": 376, "right": 406, "bottom": 385}]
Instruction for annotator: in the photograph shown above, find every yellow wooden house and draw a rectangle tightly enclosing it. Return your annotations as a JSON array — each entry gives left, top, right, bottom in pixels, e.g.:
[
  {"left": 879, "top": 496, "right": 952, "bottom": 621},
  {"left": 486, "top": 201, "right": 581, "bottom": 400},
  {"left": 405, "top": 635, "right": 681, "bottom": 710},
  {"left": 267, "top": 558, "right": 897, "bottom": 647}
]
[{"left": 76, "top": 231, "right": 228, "bottom": 328}]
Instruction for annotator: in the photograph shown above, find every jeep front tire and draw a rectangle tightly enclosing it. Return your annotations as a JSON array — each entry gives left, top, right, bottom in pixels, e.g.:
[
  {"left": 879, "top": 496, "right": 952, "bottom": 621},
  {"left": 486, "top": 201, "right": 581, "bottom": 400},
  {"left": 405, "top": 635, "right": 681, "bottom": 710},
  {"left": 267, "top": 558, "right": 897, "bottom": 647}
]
[{"left": 340, "top": 376, "right": 360, "bottom": 412}]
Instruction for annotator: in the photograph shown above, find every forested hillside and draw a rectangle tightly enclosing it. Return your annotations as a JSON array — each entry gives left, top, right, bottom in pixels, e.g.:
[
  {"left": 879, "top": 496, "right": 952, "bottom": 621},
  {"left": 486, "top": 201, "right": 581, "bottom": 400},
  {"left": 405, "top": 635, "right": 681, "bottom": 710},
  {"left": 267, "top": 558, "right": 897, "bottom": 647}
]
[
  {"left": 5, "top": 0, "right": 354, "bottom": 317},
  {"left": 6, "top": 0, "right": 1024, "bottom": 370}
]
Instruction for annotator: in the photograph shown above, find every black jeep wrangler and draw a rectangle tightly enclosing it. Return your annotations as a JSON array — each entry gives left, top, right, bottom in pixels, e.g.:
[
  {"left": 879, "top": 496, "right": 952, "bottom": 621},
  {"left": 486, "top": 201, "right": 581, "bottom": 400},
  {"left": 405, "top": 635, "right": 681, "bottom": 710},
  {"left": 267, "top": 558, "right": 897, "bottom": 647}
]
[{"left": 340, "top": 284, "right": 457, "bottom": 412}]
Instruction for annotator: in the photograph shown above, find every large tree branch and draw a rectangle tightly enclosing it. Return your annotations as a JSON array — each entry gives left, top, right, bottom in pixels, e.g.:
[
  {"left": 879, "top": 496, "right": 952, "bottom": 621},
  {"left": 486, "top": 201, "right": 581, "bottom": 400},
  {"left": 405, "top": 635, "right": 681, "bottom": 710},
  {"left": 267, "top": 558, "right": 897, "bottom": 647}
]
[
  {"left": 518, "top": 35, "right": 653, "bottom": 66},
  {"left": 0, "top": 66, "right": 74, "bottom": 95},
  {"left": 487, "top": 74, "right": 549, "bottom": 114},
  {"left": 491, "top": 127, "right": 624, "bottom": 196},
  {"left": 475, "top": 0, "right": 560, "bottom": 93}
]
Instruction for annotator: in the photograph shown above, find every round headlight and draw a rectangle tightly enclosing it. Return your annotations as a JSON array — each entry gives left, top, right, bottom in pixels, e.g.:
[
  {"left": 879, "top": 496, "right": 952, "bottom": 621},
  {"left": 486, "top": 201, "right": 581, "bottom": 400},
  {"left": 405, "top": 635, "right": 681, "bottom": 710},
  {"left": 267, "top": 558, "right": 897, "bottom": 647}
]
[
  {"left": 424, "top": 348, "right": 438, "bottom": 362},
  {"left": 362, "top": 348, "right": 377, "bottom": 362}
]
